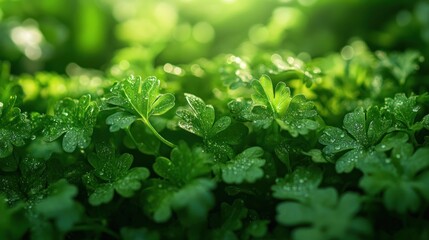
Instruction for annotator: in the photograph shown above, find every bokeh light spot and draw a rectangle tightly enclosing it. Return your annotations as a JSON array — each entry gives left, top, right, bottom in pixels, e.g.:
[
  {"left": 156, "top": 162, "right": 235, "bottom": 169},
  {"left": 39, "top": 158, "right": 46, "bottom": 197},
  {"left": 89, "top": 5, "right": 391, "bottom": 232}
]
[
  {"left": 192, "top": 22, "right": 215, "bottom": 43},
  {"left": 341, "top": 45, "right": 355, "bottom": 60}
]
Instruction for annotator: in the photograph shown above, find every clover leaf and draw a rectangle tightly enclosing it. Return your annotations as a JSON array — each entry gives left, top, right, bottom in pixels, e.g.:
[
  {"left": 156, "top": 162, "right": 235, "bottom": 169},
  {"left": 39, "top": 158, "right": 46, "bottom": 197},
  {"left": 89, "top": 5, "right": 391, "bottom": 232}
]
[
  {"left": 242, "top": 75, "right": 319, "bottom": 136},
  {"left": 154, "top": 142, "right": 212, "bottom": 185},
  {"left": 359, "top": 147, "right": 429, "bottom": 213},
  {"left": 272, "top": 166, "right": 323, "bottom": 201},
  {"left": 142, "top": 143, "right": 215, "bottom": 223},
  {"left": 177, "top": 93, "right": 231, "bottom": 139},
  {"left": 277, "top": 188, "right": 371, "bottom": 240},
  {"left": 34, "top": 179, "right": 83, "bottom": 232},
  {"left": 384, "top": 93, "right": 422, "bottom": 130},
  {"left": 0, "top": 196, "right": 28, "bottom": 240},
  {"left": 319, "top": 106, "right": 391, "bottom": 173},
  {"left": 0, "top": 96, "right": 31, "bottom": 158},
  {"left": 209, "top": 199, "right": 248, "bottom": 239},
  {"left": 43, "top": 94, "right": 99, "bottom": 153},
  {"left": 106, "top": 75, "right": 175, "bottom": 147},
  {"left": 83, "top": 142, "right": 150, "bottom": 206},
  {"left": 221, "top": 147, "right": 265, "bottom": 184},
  {"left": 177, "top": 93, "right": 247, "bottom": 162},
  {"left": 376, "top": 50, "right": 422, "bottom": 85}
]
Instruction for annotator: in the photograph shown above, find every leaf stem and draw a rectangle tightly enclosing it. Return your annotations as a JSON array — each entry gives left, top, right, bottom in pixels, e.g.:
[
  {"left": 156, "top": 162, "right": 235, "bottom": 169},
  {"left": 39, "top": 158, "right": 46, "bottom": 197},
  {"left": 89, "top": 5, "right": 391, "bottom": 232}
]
[
  {"left": 140, "top": 118, "right": 176, "bottom": 148},
  {"left": 125, "top": 127, "right": 140, "bottom": 148}
]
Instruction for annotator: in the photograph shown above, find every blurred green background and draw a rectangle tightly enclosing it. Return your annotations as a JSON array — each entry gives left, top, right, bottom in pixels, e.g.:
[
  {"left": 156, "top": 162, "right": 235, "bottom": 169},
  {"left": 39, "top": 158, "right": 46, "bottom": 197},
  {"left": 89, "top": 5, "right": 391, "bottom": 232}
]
[{"left": 0, "top": 0, "right": 428, "bottom": 75}]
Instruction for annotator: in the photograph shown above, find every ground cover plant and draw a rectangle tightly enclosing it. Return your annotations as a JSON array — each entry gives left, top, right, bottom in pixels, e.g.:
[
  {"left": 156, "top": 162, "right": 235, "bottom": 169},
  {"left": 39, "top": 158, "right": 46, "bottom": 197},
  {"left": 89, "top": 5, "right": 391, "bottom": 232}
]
[{"left": 1, "top": 0, "right": 429, "bottom": 239}]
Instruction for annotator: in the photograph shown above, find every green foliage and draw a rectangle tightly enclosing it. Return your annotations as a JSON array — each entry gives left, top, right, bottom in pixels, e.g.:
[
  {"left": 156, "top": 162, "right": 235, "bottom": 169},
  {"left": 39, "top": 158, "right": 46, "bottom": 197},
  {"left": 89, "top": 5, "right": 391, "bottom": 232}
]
[
  {"left": 272, "top": 166, "right": 323, "bottom": 201},
  {"left": 83, "top": 142, "right": 150, "bottom": 206},
  {"left": 359, "top": 147, "right": 429, "bottom": 213},
  {"left": 106, "top": 75, "right": 175, "bottom": 147},
  {"left": 231, "top": 75, "right": 319, "bottom": 136},
  {"left": 34, "top": 179, "right": 83, "bottom": 232},
  {"left": 0, "top": 14, "right": 428, "bottom": 239},
  {"left": 43, "top": 94, "right": 99, "bottom": 153},
  {"left": 0, "top": 196, "right": 28, "bottom": 240},
  {"left": 0, "top": 96, "right": 31, "bottom": 159},
  {"left": 276, "top": 188, "right": 372, "bottom": 240},
  {"left": 177, "top": 93, "right": 247, "bottom": 162},
  {"left": 221, "top": 147, "right": 265, "bottom": 184},
  {"left": 141, "top": 142, "right": 215, "bottom": 224},
  {"left": 320, "top": 107, "right": 391, "bottom": 173}
]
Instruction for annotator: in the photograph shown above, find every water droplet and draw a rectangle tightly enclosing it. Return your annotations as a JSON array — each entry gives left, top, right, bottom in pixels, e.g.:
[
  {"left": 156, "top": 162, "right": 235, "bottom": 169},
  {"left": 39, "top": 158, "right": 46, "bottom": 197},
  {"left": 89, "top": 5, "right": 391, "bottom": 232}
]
[
  {"left": 334, "top": 146, "right": 341, "bottom": 150},
  {"left": 340, "top": 133, "right": 345, "bottom": 138},
  {"left": 30, "top": 135, "right": 36, "bottom": 140},
  {"left": 395, "top": 154, "right": 401, "bottom": 159},
  {"left": 381, "top": 144, "right": 386, "bottom": 149}
]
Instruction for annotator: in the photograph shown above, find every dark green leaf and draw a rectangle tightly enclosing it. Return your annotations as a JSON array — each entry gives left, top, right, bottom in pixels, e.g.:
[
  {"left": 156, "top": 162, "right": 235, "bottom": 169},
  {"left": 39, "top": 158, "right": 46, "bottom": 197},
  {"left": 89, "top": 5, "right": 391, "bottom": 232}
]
[
  {"left": 0, "top": 96, "right": 31, "bottom": 158},
  {"left": 153, "top": 142, "right": 212, "bottom": 185},
  {"left": 43, "top": 94, "right": 99, "bottom": 153},
  {"left": 272, "top": 166, "right": 323, "bottom": 201},
  {"left": 84, "top": 143, "right": 150, "bottom": 205},
  {"left": 35, "top": 179, "right": 83, "bottom": 232},
  {"left": 221, "top": 147, "right": 265, "bottom": 184}
]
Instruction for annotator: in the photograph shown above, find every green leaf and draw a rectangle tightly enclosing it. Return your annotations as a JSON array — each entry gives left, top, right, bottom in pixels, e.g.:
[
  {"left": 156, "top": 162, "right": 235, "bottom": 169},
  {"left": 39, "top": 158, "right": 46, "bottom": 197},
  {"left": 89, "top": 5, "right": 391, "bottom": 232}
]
[
  {"left": 88, "top": 183, "right": 114, "bottom": 206},
  {"left": 153, "top": 142, "right": 212, "bottom": 185},
  {"left": 277, "top": 188, "right": 371, "bottom": 240},
  {"left": 272, "top": 166, "right": 323, "bottom": 201},
  {"left": 105, "top": 112, "right": 137, "bottom": 132},
  {"left": 43, "top": 94, "right": 99, "bottom": 153},
  {"left": 35, "top": 179, "right": 83, "bottom": 232},
  {"left": 335, "top": 148, "right": 367, "bottom": 173},
  {"left": 142, "top": 179, "right": 215, "bottom": 224},
  {"left": 319, "top": 127, "right": 360, "bottom": 154},
  {"left": 0, "top": 96, "right": 31, "bottom": 158},
  {"left": 209, "top": 199, "right": 249, "bottom": 239},
  {"left": 88, "top": 143, "right": 133, "bottom": 182},
  {"left": 106, "top": 75, "right": 175, "bottom": 147},
  {"left": 84, "top": 142, "right": 150, "bottom": 205},
  {"left": 384, "top": 93, "right": 420, "bottom": 129},
  {"left": 278, "top": 95, "right": 319, "bottom": 137},
  {"left": 375, "top": 132, "right": 409, "bottom": 152},
  {"left": 123, "top": 120, "right": 161, "bottom": 155},
  {"left": 221, "top": 147, "right": 265, "bottom": 184},
  {"left": 220, "top": 199, "right": 248, "bottom": 231},
  {"left": 108, "top": 76, "right": 175, "bottom": 119},
  {"left": 144, "top": 143, "right": 215, "bottom": 223},
  {"left": 0, "top": 196, "right": 29, "bottom": 240},
  {"left": 320, "top": 107, "right": 391, "bottom": 173},
  {"left": 359, "top": 148, "right": 429, "bottom": 213},
  {"left": 177, "top": 93, "right": 231, "bottom": 138},
  {"left": 376, "top": 50, "right": 422, "bottom": 85},
  {"left": 251, "top": 75, "right": 291, "bottom": 116},
  {"left": 250, "top": 75, "right": 319, "bottom": 136}
]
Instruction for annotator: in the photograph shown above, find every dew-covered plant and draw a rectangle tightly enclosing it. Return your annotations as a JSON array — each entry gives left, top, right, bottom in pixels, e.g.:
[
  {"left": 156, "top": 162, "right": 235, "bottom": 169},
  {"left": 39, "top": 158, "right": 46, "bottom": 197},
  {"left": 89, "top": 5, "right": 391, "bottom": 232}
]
[{"left": 1, "top": 46, "right": 429, "bottom": 240}]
